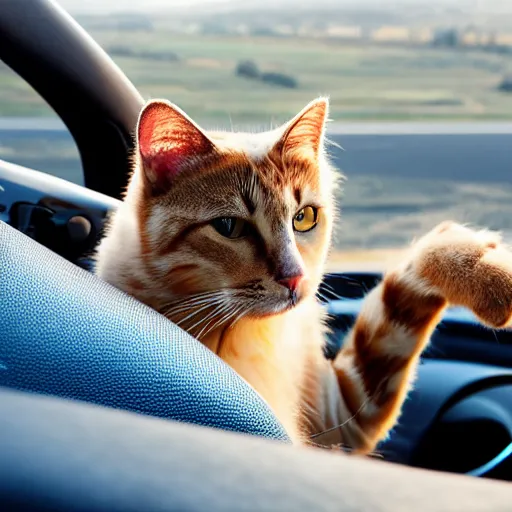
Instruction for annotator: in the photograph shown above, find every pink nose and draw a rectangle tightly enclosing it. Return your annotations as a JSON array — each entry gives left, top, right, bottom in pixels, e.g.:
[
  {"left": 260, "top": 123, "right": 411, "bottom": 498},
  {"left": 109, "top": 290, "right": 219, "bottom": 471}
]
[{"left": 278, "top": 274, "right": 304, "bottom": 292}]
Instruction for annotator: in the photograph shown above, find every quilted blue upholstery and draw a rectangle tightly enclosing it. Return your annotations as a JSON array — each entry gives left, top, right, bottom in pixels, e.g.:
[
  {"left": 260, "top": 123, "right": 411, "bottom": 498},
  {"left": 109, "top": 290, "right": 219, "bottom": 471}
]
[{"left": 0, "top": 221, "right": 289, "bottom": 442}]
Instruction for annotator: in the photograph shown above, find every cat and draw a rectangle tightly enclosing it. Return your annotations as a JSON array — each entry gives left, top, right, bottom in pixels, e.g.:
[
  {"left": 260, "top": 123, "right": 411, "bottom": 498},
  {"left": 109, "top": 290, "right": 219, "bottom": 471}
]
[{"left": 95, "top": 97, "right": 512, "bottom": 453}]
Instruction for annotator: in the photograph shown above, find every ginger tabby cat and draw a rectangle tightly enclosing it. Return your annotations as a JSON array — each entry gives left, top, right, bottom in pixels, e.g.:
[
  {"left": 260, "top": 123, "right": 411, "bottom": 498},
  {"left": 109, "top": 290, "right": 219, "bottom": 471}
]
[{"left": 95, "top": 97, "right": 512, "bottom": 453}]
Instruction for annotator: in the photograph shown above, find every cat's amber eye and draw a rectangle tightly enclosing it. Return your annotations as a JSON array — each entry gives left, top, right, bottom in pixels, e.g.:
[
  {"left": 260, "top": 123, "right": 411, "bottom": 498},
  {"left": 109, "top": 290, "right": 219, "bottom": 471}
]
[
  {"left": 293, "top": 206, "right": 318, "bottom": 233},
  {"left": 211, "top": 217, "right": 249, "bottom": 239}
]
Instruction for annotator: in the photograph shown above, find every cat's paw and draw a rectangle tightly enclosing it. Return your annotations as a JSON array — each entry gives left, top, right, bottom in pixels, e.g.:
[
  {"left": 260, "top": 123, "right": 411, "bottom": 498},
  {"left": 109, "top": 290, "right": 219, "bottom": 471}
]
[{"left": 408, "top": 221, "right": 512, "bottom": 328}]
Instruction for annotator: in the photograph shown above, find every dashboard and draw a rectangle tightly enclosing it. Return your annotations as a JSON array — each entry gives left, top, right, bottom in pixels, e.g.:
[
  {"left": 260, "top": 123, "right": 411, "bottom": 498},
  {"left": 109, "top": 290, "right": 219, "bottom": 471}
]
[{"left": 2, "top": 156, "right": 512, "bottom": 481}]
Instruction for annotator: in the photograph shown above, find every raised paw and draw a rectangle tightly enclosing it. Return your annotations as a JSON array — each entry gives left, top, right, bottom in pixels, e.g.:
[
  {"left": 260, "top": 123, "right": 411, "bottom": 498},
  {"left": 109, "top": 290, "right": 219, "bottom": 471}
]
[{"left": 409, "top": 221, "right": 512, "bottom": 328}]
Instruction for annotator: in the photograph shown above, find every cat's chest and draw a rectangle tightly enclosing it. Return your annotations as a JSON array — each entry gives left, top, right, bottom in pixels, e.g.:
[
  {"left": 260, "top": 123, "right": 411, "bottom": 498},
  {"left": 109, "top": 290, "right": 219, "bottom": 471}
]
[
  {"left": 206, "top": 314, "right": 303, "bottom": 384},
  {"left": 203, "top": 306, "right": 318, "bottom": 441}
]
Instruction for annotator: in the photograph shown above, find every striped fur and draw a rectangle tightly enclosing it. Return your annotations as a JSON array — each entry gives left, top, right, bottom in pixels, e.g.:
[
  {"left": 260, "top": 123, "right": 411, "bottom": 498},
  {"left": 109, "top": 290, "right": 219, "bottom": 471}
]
[{"left": 95, "top": 98, "right": 512, "bottom": 453}]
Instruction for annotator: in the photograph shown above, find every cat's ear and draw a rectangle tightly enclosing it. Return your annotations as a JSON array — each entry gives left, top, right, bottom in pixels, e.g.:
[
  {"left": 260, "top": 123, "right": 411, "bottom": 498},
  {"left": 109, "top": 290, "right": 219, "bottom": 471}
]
[
  {"left": 136, "top": 99, "right": 216, "bottom": 191},
  {"left": 275, "top": 97, "right": 329, "bottom": 159}
]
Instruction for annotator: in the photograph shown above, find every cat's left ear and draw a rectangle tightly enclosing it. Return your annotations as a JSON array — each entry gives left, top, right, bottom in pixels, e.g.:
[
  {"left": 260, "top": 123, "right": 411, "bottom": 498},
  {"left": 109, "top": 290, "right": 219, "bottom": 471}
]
[
  {"left": 136, "top": 99, "right": 216, "bottom": 192},
  {"left": 275, "top": 97, "right": 329, "bottom": 160}
]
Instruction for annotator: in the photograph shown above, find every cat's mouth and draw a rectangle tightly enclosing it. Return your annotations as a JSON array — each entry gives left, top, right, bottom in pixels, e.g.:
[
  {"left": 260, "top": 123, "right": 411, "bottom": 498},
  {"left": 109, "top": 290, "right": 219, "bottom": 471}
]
[
  {"left": 246, "top": 289, "right": 304, "bottom": 319},
  {"left": 168, "top": 285, "right": 306, "bottom": 334}
]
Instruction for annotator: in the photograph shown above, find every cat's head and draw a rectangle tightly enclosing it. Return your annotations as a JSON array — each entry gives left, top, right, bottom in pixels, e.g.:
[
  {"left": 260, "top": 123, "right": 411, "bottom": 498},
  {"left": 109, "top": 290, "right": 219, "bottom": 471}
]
[{"left": 132, "top": 98, "right": 338, "bottom": 334}]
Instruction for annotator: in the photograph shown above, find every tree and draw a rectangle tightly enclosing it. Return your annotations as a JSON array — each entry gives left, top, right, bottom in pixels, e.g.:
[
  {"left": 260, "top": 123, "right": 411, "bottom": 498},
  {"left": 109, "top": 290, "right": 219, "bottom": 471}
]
[
  {"left": 498, "top": 76, "right": 512, "bottom": 93},
  {"left": 236, "top": 60, "right": 261, "bottom": 80},
  {"left": 261, "top": 72, "right": 298, "bottom": 89}
]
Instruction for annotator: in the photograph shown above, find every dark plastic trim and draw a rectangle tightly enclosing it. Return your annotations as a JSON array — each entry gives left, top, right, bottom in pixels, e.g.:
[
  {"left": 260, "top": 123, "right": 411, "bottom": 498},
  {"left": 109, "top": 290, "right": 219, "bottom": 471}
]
[{"left": 0, "top": 0, "right": 144, "bottom": 199}]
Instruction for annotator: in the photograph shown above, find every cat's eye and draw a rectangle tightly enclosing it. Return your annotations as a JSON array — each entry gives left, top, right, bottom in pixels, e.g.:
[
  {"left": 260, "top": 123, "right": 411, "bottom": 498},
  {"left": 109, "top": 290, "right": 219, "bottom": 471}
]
[
  {"left": 293, "top": 206, "right": 318, "bottom": 233},
  {"left": 211, "top": 217, "right": 248, "bottom": 239}
]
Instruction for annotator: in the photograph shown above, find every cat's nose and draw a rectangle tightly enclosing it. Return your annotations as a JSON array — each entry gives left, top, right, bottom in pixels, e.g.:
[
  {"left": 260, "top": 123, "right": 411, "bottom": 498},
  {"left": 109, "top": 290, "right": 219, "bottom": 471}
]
[{"left": 278, "top": 274, "right": 304, "bottom": 292}]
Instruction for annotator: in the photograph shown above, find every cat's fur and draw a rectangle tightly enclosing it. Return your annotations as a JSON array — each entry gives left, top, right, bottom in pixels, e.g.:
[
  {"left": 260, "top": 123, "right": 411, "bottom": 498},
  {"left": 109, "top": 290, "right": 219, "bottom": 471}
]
[{"left": 95, "top": 97, "right": 512, "bottom": 452}]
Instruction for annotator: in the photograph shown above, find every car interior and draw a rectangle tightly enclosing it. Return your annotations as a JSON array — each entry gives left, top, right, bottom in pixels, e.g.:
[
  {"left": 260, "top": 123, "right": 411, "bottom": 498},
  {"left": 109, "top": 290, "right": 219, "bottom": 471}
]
[{"left": 2, "top": 1, "right": 512, "bottom": 510}]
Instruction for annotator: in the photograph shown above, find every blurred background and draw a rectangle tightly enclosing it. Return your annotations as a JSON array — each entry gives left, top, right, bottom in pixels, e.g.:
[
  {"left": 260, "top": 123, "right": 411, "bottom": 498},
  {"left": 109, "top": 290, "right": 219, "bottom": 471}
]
[{"left": 2, "top": 0, "right": 512, "bottom": 268}]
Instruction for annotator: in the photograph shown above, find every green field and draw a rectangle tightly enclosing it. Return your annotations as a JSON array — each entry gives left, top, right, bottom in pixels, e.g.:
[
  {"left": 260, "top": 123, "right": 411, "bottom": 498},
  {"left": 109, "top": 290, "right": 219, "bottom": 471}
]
[
  {"left": 2, "top": 32, "right": 512, "bottom": 123},
  {"left": 3, "top": 29, "right": 512, "bottom": 256}
]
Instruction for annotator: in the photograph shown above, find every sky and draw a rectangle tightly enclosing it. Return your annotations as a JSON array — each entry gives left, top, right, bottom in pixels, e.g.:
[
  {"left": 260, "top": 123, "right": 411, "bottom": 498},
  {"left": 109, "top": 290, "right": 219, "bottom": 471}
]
[
  {"left": 57, "top": 0, "right": 511, "bottom": 14},
  {"left": 58, "top": 0, "right": 230, "bottom": 13}
]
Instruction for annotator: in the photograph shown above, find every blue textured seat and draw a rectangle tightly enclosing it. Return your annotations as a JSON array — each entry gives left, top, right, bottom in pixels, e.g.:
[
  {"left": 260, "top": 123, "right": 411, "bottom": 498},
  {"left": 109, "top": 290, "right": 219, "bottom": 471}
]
[{"left": 0, "top": 221, "right": 289, "bottom": 442}]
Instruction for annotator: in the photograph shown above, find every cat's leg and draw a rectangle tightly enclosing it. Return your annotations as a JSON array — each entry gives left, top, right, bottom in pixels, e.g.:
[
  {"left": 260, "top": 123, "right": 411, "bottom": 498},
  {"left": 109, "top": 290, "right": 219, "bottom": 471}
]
[{"left": 329, "top": 221, "right": 512, "bottom": 454}]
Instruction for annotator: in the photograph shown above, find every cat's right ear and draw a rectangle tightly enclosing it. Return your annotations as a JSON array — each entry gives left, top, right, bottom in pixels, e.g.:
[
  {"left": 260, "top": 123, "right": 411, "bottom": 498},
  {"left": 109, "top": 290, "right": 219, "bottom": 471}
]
[{"left": 136, "top": 100, "right": 216, "bottom": 192}]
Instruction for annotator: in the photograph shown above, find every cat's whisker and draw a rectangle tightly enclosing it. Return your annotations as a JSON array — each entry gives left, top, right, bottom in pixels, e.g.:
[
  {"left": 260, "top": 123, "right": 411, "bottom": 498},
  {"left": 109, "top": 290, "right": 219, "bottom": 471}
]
[
  {"left": 196, "top": 310, "right": 234, "bottom": 340},
  {"left": 173, "top": 293, "right": 226, "bottom": 308},
  {"left": 309, "top": 381, "right": 385, "bottom": 441},
  {"left": 323, "top": 273, "right": 366, "bottom": 284},
  {"left": 190, "top": 302, "right": 233, "bottom": 338},
  {"left": 175, "top": 299, "right": 226, "bottom": 329},
  {"left": 229, "top": 303, "right": 254, "bottom": 328},
  {"left": 199, "top": 299, "right": 255, "bottom": 340},
  {"left": 316, "top": 291, "right": 333, "bottom": 303},
  {"left": 166, "top": 297, "right": 223, "bottom": 320},
  {"left": 164, "top": 297, "right": 225, "bottom": 319},
  {"left": 161, "top": 289, "right": 228, "bottom": 308},
  {"left": 316, "top": 290, "right": 329, "bottom": 299},
  {"left": 319, "top": 285, "right": 334, "bottom": 294},
  {"left": 227, "top": 303, "right": 251, "bottom": 325},
  {"left": 163, "top": 290, "right": 226, "bottom": 308},
  {"left": 324, "top": 136, "right": 344, "bottom": 152},
  {"left": 163, "top": 290, "right": 225, "bottom": 305},
  {"left": 320, "top": 281, "right": 337, "bottom": 292},
  {"left": 319, "top": 282, "right": 346, "bottom": 299},
  {"left": 197, "top": 303, "right": 247, "bottom": 340},
  {"left": 161, "top": 292, "right": 228, "bottom": 317},
  {"left": 319, "top": 288, "right": 345, "bottom": 301}
]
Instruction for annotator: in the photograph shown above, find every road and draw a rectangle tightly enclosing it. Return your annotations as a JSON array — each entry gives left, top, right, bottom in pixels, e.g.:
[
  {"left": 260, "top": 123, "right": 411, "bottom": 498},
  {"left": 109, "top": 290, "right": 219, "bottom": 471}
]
[
  {"left": 2, "top": 120, "right": 512, "bottom": 252},
  {"left": 329, "top": 131, "right": 512, "bottom": 185},
  {"left": 2, "top": 119, "right": 512, "bottom": 184}
]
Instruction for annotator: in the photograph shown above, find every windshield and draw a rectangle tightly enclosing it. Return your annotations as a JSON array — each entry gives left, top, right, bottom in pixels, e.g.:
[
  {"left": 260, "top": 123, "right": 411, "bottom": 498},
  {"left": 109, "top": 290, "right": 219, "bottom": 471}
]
[{"left": 3, "top": 0, "right": 512, "bottom": 268}]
